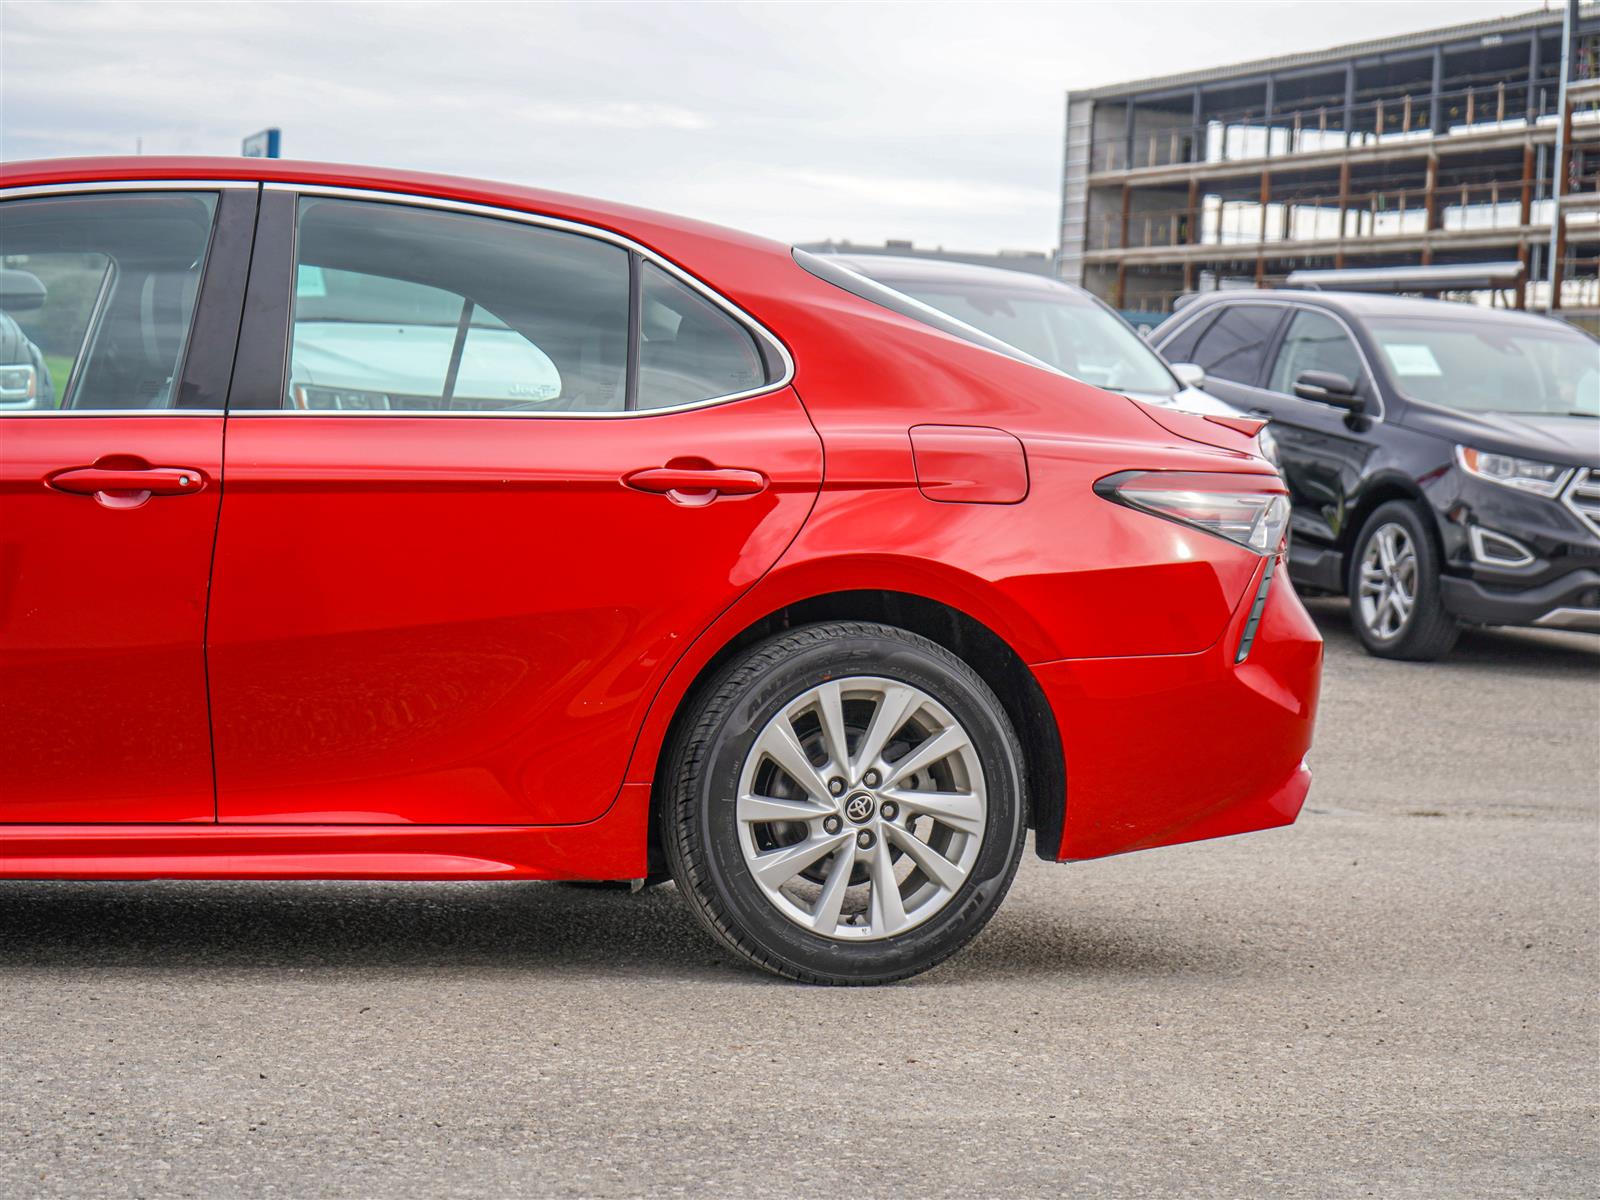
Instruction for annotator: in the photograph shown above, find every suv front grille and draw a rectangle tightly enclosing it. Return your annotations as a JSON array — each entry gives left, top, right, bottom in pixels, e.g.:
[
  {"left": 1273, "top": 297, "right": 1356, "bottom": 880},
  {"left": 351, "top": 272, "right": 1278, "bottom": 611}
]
[{"left": 1563, "top": 468, "right": 1600, "bottom": 541}]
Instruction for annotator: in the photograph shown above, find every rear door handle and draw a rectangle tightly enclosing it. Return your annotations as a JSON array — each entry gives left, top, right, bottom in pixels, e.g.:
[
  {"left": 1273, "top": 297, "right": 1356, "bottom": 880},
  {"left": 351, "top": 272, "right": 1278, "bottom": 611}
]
[
  {"left": 622, "top": 466, "right": 768, "bottom": 505},
  {"left": 48, "top": 465, "right": 207, "bottom": 506}
]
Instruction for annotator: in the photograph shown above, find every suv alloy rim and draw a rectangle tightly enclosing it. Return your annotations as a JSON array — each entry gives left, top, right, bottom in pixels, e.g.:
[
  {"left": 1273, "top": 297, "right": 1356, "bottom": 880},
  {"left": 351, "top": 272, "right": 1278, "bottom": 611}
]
[
  {"left": 1357, "top": 522, "right": 1417, "bottom": 640},
  {"left": 734, "top": 676, "right": 988, "bottom": 942}
]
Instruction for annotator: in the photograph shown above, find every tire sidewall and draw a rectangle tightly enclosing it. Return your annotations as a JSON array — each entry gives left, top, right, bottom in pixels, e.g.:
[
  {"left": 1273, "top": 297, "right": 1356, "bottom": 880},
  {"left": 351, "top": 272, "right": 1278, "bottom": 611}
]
[{"left": 690, "top": 630, "right": 1025, "bottom": 983}]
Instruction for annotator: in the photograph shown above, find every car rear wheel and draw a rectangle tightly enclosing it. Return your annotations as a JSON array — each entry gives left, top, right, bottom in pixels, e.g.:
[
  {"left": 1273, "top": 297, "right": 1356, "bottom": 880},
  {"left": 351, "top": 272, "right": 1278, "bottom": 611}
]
[
  {"left": 1349, "top": 500, "right": 1459, "bottom": 661},
  {"left": 662, "top": 621, "right": 1027, "bottom": 985}
]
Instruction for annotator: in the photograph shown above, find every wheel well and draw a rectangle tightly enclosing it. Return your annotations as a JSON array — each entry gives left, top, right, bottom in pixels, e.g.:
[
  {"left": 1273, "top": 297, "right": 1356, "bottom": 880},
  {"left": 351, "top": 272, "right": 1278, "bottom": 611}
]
[
  {"left": 1341, "top": 479, "right": 1435, "bottom": 585},
  {"left": 648, "top": 591, "right": 1066, "bottom": 872}
]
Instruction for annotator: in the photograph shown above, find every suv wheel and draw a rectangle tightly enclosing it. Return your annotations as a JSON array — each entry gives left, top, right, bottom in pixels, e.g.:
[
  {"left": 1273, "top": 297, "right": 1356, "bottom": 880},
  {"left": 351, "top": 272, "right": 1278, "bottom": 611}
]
[
  {"left": 1349, "top": 500, "right": 1459, "bottom": 660},
  {"left": 662, "top": 621, "right": 1027, "bottom": 985}
]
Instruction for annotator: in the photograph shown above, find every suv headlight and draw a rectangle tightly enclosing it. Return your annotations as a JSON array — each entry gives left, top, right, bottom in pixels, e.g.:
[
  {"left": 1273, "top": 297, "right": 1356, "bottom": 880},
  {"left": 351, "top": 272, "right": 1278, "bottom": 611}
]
[
  {"left": 1455, "top": 446, "right": 1573, "bottom": 497},
  {"left": 0, "top": 363, "right": 37, "bottom": 402}
]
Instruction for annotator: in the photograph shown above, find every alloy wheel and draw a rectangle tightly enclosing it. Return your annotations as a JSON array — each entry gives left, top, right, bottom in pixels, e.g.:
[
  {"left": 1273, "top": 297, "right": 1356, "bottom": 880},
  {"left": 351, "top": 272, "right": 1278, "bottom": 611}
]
[
  {"left": 734, "top": 676, "right": 987, "bottom": 941},
  {"left": 1357, "top": 521, "right": 1417, "bottom": 640}
]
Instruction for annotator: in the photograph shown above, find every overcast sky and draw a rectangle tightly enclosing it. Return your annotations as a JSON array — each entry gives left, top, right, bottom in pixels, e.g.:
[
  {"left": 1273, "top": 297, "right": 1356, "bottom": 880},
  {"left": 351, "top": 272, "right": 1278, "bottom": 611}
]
[{"left": 2, "top": 0, "right": 1542, "bottom": 250}]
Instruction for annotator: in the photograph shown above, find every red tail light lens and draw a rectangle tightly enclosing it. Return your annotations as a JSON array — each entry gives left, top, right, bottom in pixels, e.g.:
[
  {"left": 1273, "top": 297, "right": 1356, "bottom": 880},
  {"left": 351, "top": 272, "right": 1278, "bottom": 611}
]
[{"left": 1096, "top": 470, "right": 1290, "bottom": 555}]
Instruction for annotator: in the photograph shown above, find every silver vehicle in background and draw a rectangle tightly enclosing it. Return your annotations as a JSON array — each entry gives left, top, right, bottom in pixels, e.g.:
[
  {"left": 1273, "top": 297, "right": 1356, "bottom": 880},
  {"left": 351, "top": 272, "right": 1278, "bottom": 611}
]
[{"left": 827, "top": 254, "right": 1279, "bottom": 465}]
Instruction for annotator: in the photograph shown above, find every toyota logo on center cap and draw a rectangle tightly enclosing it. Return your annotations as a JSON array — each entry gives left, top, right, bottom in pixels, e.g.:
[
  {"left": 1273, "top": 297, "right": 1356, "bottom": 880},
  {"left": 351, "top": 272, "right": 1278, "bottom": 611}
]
[{"left": 844, "top": 792, "right": 876, "bottom": 824}]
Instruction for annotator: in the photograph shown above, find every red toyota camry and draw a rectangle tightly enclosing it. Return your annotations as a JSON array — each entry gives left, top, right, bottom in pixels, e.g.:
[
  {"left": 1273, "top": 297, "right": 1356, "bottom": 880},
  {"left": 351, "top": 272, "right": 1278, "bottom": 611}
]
[{"left": 0, "top": 158, "right": 1321, "bottom": 983}]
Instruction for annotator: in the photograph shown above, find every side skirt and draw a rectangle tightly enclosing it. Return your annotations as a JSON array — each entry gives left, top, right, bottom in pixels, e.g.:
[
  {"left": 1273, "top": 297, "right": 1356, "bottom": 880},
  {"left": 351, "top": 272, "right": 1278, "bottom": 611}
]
[{"left": 0, "top": 784, "right": 651, "bottom": 882}]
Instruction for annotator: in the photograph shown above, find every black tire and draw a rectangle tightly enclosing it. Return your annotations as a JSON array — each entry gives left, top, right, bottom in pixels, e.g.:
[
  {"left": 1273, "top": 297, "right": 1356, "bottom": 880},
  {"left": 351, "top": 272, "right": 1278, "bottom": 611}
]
[
  {"left": 1348, "top": 500, "right": 1459, "bottom": 661},
  {"left": 661, "top": 621, "right": 1028, "bottom": 985}
]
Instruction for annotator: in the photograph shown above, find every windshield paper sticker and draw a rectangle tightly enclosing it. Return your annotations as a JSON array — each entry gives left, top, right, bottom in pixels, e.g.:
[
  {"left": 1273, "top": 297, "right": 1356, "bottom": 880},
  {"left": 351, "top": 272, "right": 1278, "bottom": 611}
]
[{"left": 1382, "top": 343, "right": 1442, "bottom": 377}]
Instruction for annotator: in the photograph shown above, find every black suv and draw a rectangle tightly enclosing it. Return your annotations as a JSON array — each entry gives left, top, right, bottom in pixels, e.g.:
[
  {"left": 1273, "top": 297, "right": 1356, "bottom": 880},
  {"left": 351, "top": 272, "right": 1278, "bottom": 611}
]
[{"left": 1151, "top": 291, "right": 1599, "bottom": 659}]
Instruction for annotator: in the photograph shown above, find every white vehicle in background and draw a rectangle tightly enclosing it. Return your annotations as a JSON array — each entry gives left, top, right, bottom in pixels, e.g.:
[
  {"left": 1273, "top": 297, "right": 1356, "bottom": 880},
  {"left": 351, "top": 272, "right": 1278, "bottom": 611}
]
[
  {"left": 826, "top": 254, "right": 1280, "bottom": 465},
  {"left": 287, "top": 264, "right": 563, "bottom": 411}
]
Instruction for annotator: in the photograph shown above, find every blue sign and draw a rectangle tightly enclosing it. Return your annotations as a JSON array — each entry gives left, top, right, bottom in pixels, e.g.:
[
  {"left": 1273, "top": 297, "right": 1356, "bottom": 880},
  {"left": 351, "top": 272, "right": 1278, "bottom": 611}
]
[{"left": 242, "top": 128, "right": 281, "bottom": 159}]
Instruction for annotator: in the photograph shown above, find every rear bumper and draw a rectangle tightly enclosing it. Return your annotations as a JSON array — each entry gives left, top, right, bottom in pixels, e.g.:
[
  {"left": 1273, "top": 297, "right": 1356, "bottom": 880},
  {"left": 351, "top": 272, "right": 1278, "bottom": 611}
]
[{"left": 1034, "top": 556, "right": 1323, "bottom": 861}]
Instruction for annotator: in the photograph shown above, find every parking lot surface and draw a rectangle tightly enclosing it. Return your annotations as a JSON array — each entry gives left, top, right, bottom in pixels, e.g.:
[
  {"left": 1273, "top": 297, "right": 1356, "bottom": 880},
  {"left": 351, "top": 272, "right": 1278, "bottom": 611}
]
[{"left": 2, "top": 598, "right": 1595, "bottom": 1199}]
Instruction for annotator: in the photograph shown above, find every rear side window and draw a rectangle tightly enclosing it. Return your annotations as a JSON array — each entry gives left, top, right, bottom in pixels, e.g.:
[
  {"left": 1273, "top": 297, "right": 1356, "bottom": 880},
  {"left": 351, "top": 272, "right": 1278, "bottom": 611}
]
[
  {"left": 289, "top": 198, "right": 628, "bottom": 413},
  {"left": 285, "top": 198, "right": 781, "bottom": 414},
  {"left": 637, "top": 262, "right": 766, "bottom": 410},
  {"left": 1188, "top": 304, "right": 1282, "bottom": 385},
  {"left": 0, "top": 192, "right": 217, "bottom": 411}
]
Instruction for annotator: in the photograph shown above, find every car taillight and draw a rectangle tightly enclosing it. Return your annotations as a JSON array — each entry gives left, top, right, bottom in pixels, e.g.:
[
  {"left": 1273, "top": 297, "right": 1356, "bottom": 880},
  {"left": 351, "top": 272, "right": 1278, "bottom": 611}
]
[{"left": 1095, "top": 470, "right": 1290, "bottom": 555}]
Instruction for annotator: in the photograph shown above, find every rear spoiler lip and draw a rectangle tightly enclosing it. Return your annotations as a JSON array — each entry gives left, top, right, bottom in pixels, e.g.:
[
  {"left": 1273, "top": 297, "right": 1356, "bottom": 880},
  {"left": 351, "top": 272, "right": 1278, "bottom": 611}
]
[{"left": 1203, "top": 414, "right": 1268, "bottom": 439}]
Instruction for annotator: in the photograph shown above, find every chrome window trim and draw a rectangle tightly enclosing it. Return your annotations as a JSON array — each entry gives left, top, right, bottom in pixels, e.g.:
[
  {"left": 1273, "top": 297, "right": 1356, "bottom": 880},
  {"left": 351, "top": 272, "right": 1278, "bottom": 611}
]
[
  {"left": 0, "top": 180, "right": 245, "bottom": 418},
  {"left": 0, "top": 409, "right": 226, "bottom": 418},
  {"left": 1155, "top": 298, "right": 1386, "bottom": 425},
  {"left": 242, "top": 181, "right": 796, "bottom": 420},
  {"left": 0, "top": 179, "right": 255, "bottom": 200}
]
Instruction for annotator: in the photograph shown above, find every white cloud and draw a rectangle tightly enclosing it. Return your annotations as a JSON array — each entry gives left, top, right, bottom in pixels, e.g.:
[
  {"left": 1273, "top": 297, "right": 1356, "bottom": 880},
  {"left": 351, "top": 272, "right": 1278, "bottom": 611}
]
[{"left": 1, "top": 0, "right": 1539, "bottom": 251}]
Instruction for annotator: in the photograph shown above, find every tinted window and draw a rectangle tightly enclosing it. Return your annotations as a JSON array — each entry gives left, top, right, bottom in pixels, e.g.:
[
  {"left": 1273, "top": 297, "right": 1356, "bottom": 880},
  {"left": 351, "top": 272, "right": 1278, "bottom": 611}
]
[
  {"left": 288, "top": 198, "right": 628, "bottom": 412},
  {"left": 637, "top": 262, "right": 766, "bottom": 409},
  {"left": 1189, "top": 304, "right": 1281, "bottom": 385},
  {"left": 1268, "top": 309, "right": 1366, "bottom": 394},
  {"left": 0, "top": 192, "right": 217, "bottom": 411},
  {"left": 1156, "top": 308, "right": 1217, "bottom": 363}
]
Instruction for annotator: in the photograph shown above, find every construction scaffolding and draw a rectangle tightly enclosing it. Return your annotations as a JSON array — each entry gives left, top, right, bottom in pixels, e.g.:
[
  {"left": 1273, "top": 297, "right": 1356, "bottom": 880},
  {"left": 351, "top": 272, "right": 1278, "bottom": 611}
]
[{"left": 1057, "top": 4, "right": 1600, "bottom": 327}]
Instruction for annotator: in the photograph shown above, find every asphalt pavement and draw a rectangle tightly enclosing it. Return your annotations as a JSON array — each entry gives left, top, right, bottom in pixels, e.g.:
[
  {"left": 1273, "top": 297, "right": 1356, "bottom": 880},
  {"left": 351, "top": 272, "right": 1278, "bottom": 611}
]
[{"left": 2, "top": 597, "right": 1596, "bottom": 1198}]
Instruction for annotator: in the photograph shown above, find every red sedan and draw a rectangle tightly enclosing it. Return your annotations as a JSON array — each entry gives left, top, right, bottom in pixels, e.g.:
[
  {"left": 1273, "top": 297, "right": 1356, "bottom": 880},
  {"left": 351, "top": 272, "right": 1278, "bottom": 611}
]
[{"left": 0, "top": 158, "right": 1321, "bottom": 983}]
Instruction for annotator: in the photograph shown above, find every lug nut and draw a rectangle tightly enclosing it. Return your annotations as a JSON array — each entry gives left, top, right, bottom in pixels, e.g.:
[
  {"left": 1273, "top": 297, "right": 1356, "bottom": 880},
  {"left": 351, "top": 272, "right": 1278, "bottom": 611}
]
[
  {"left": 856, "top": 830, "right": 875, "bottom": 850},
  {"left": 863, "top": 770, "right": 880, "bottom": 787},
  {"left": 828, "top": 778, "right": 845, "bottom": 795},
  {"left": 880, "top": 801, "right": 898, "bottom": 821},
  {"left": 823, "top": 815, "right": 842, "bottom": 834}
]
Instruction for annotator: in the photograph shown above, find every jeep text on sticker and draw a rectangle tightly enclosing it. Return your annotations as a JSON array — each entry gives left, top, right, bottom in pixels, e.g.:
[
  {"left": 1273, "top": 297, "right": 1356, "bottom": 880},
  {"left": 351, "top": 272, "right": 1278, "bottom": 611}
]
[{"left": 1382, "top": 343, "right": 1442, "bottom": 377}]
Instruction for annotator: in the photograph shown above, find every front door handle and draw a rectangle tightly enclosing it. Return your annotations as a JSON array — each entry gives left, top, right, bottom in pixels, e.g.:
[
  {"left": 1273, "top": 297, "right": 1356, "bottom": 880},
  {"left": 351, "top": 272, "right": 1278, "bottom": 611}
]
[
  {"left": 622, "top": 465, "right": 768, "bottom": 506},
  {"left": 48, "top": 464, "right": 207, "bottom": 508}
]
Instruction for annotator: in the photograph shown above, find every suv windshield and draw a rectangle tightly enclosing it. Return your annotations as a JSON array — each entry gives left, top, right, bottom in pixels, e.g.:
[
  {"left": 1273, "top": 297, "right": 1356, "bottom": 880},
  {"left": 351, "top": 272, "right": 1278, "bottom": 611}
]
[{"left": 1369, "top": 316, "right": 1600, "bottom": 417}]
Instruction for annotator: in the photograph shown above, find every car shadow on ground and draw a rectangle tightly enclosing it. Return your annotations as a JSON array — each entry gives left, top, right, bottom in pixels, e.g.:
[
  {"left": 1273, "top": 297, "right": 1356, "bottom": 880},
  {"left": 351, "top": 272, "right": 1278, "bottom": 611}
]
[
  {"left": 1303, "top": 595, "right": 1599, "bottom": 675},
  {"left": 0, "top": 877, "right": 1237, "bottom": 985}
]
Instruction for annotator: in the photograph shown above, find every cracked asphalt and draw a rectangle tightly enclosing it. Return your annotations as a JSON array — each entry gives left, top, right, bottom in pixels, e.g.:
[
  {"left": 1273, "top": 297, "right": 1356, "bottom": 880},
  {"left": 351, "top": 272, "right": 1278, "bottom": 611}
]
[{"left": 2, "top": 597, "right": 1596, "bottom": 1198}]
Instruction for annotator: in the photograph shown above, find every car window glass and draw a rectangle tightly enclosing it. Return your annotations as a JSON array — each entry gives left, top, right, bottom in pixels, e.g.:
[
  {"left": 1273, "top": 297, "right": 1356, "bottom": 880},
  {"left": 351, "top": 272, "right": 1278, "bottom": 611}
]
[
  {"left": 886, "top": 282, "right": 1176, "bottom": 396},
  {"left": 1268, "top": 310, "right": 1365, "bottom": 395},
  {"left": 1188, "top": 304, "right": 1280, "bottom": 385},
  {"left": 1156, "top": 309, "right": 1217, "bottom": 363},
  {"left": 636, "top": 262, "right": 766, "bottom": 410},
  {"left": 287, "top": 198, "right": 627, "bottom": 412},
  {"left": 0, "top": 192, "right": 217, "bottom": 411},
  {"left": 1369, "top": 316, "right": 1600, "bottom": 416}
]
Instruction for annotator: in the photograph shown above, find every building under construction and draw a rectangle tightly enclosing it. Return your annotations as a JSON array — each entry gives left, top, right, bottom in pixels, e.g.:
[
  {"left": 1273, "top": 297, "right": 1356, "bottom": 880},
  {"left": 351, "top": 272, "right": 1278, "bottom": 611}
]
[{"left": 1057, "top": 4, "right": 1600, "bottom": 325}]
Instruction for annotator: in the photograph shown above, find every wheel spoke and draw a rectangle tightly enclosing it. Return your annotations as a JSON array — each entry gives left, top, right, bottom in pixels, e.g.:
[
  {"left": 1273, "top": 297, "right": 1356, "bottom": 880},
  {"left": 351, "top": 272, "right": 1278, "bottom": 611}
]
[
  {"left": 885, "top": 787, "right": 984, "bottom": 835},
  {"left": 812, "top": 680, "right": 851, "bottom": 776},
  {"left": 866, "top": 837, "right": 908, "bottom": 936},
  {"left": 737, "top": 792, "right": 832, "bottom": 825},
  {"left": 750, "top": 831, "right": 850, "bottom": 889},
  {"left": 885, "top": 823, "right": 966, "bottom": 892},
  {"left": 810, "top": 842, "right": 857, "bottom": 933},
  {"left": 853, "top": 683, "right": 921, "bottom": 779},
  {"left": 882, "top": 725, "right": 971, "bottom": 788},
  {"left": 757, "top": 717, "right": 831, "bottom": 803},
  {"left": 1377, "top": 530, "right": 1397, "bottom": 572}
]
